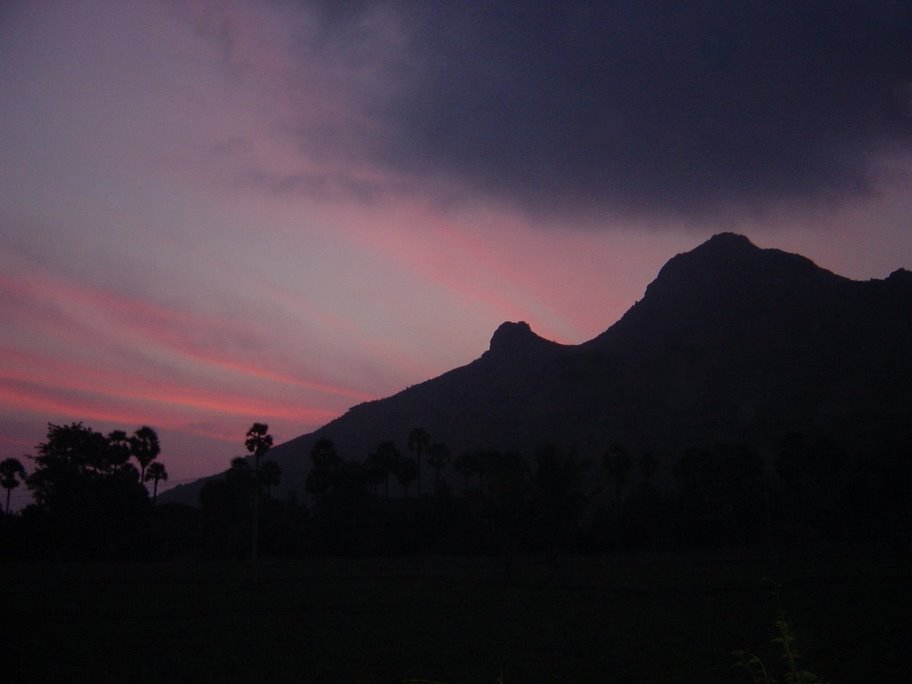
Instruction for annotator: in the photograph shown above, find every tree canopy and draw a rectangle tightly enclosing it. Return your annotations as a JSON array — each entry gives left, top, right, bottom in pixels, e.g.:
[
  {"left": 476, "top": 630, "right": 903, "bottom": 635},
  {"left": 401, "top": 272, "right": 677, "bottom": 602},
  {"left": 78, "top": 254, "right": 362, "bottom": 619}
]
[{"left": 22, "top": 422, "right": 162, "bottom": 557}]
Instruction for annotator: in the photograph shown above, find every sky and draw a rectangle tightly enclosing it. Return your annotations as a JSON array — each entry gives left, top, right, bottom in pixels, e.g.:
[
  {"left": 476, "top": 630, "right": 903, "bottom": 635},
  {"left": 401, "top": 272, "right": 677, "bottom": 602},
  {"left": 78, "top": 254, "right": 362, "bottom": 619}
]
[{"left": 2, "top": 0, "right": 911, "bottom": 501}]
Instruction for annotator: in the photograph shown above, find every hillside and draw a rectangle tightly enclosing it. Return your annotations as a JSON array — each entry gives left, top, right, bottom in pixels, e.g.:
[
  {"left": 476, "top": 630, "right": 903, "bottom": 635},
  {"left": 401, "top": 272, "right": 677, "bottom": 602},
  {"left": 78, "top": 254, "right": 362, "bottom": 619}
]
[{"left": 161, "top": 233, "right": 912, "bottom": 505}]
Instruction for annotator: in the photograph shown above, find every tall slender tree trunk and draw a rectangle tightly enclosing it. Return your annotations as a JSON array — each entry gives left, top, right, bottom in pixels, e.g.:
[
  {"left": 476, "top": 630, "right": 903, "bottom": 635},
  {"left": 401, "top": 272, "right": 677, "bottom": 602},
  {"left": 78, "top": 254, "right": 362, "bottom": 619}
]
[
  {"left": 615, "top": 482, "right": 623, "bottom": 525},
  {"left": 5, "top": 488, "right": 10, "bottom": 515},
  {"left": 251, "top": 451, "right": 260, "bottom": 586}
]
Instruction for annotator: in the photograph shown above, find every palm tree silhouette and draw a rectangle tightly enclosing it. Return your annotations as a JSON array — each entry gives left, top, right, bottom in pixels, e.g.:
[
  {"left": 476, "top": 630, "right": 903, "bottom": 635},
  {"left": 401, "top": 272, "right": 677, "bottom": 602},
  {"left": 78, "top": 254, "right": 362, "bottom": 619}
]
[
  {"left": 472, "top": 448, "right": 495, "bottom": 497},
  {"left": 407, "top": 427, "right": 431, "bottom": 496},
  {"left": 453, "top": 452, "right": 473, "bottom": 496},
  {"left": 130, "top": 426, "right": 160, "bottom": 486},
  {"left": 396, "top": 456, "right": 418, "bottom": 497},
  {"left": 486, "top": 450, "right": 530, "bottom": 582},
  {"left": 307, "top": 438, "right": 341, "bottom": 500},
  {"left": 0, "top": 457, "right": 26, "bottom": 514},
  {"left": 427, "top": 442, "right": 451, "bottom": 492},
  {"left": 365, "top": 451, "right": 386, "bottom": 497},
  {"left": 259, "top": 461, "right": 282, "bottom": 498},
  {"left": 532, "top": 445, "right": 590, "bottom": 577},
  {"left": 375, "top": 440, "right": 400, "bottom": 497},
  {"left": 245, "top": 422, "right": 273, "bottom": 583},
  {"left": 144, "top": 461, "right": 168, "bottom": 504}
]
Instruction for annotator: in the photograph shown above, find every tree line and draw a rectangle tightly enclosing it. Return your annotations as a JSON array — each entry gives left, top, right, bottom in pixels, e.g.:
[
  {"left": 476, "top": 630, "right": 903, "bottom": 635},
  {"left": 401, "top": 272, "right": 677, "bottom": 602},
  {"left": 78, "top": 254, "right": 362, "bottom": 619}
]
[
  {"left": 3, "top": 421, "right": 910, "bottom": 563},
  {"left": 195, "top": 425, "right": 911, "bottom": 565},
  {"left": 0, "top": 422, "right": 169, "bottom": 558}
]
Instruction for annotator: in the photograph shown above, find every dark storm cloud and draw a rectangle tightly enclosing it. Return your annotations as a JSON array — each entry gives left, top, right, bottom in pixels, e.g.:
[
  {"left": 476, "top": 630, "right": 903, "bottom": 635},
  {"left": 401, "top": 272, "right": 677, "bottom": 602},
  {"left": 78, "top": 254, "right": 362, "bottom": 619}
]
[{"left": 302, "top": 1, "right": 912, "bottom": 218}]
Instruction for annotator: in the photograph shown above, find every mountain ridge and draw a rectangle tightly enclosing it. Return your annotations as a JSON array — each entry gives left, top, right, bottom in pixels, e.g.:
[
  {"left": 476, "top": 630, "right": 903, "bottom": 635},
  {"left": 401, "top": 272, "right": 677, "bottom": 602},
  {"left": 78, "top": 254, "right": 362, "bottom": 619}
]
[{"left": 161, "top": 233, "right": 912, "bottom": 506}]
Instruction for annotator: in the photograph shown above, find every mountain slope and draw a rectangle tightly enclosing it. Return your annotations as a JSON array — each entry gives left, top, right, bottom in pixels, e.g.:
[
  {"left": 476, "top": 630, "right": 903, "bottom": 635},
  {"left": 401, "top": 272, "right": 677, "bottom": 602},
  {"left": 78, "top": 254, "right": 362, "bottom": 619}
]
[
  {"left": 161, "top": 233, "right": 912, "bottom": 505},
  {"left": 582, "top": 233, "right": 912, "bottom": 447}
]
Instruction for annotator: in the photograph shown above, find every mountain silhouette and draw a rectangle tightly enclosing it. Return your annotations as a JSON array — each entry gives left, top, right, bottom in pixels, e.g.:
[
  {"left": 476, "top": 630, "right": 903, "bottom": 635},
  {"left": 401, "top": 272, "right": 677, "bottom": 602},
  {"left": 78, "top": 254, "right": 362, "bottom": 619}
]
[{"left": 161, "top": 233, "right": 912, "bottom": 504}]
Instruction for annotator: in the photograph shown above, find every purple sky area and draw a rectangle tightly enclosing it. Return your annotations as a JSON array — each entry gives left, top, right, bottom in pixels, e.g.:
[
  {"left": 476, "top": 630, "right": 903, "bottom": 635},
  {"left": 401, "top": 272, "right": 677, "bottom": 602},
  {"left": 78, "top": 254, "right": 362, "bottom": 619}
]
[{"left": 2, "top": 1, "right": 911, "bottom": 504}]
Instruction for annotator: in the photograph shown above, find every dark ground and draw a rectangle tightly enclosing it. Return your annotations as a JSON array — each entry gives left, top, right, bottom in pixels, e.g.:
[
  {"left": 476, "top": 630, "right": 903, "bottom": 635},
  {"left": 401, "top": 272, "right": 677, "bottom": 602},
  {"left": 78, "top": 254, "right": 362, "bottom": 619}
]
[{"left": 2, "top": 549, "right": 909, "bottom": 683}]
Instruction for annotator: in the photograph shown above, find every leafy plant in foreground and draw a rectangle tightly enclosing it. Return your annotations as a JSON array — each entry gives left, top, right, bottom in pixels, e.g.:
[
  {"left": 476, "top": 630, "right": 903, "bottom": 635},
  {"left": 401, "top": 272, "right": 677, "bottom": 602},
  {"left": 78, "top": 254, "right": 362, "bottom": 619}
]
[{"left": 734, "top": 582, "right": 828, "bottom": 684}]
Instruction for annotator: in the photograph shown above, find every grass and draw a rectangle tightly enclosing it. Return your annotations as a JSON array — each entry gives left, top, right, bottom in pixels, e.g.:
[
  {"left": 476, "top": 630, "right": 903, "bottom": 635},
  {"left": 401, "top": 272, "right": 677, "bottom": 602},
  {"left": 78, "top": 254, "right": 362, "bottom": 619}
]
[{"left": 2, "top": 550, "right": 909, "bottom": 682}]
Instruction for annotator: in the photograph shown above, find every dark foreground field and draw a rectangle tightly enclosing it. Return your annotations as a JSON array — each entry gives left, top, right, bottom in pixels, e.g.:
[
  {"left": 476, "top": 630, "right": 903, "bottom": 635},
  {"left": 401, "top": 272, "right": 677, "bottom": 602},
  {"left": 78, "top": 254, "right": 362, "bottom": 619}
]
[{"left": 3, "top": 550, "right": 909, "bottom": 683}]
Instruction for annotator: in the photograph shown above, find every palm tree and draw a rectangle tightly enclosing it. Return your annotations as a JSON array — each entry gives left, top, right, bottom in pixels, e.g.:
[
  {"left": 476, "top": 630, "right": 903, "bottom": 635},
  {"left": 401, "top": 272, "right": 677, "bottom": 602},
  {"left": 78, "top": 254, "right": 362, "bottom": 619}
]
[
  {"left": 130, "top": 426, "right": 160, "bottom": 485},
  {"left": 245, "top": 423, "right": 274, "bottom": 462},
  {"left": 604, "top": 443, "right": 632, "bottom": 530},
  {"left": 0, "top": 457, "right": 26, "bottom": 514},
  {"left": 307, "top": 438, "right": 341, "bottom": 499},
  {"left": 486, "top": 450, "right": 530, "bottom": 582},
  {"left": 395, "top": 456, "right": 418, "bottom": 497},
  {"left": 260, "top": 461, "right": 282, "bottom": 498},
  {"left": 453, "top": 452, "right": 473, "bottom": 495},
  {"left": 245, "top": 423, "right": 273, "bottom": 583},
  {"left": 375, "top": 440, "right": 400, "bottom": 497},
  {"left": 365, "top": 451, "right": 386, "bottom": 497},
  {"left": 144, "top": 461, "right": 168, "bottom": 504},
  {"left": 407, "top": 427, "right": 431, "bottom": 496},
  {"left": 472, "top": 448, "right": 495, "bottom": 497},
  {"left": 245, "top": 422, "right": 274, "bottom": 494},
  {"left": 532, "top": 445, "right": 590, "bottom": 577},
  {"left": 427, "top": 442, "right": 451, "bottom": 492}
]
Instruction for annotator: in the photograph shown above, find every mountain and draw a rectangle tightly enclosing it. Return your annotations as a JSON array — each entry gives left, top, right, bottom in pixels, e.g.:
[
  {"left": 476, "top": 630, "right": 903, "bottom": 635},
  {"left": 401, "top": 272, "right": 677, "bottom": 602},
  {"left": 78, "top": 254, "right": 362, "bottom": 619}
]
[{"left": 161, "top": 233, "right": 912, "bottom": 505}]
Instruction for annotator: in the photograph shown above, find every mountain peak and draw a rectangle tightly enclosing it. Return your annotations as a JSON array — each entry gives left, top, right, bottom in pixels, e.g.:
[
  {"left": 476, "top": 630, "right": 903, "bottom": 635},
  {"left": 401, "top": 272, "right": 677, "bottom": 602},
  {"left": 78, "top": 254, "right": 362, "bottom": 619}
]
[
  {"left": 667, "top": 232, "right": 766, "bottom": 270},
  {"left": 887, "top": 267, "right": 912, "bottom": 283},
  {"left": 486, "top": 321, "right": 559, "bottom": 358},
  {"left": 489, "top": 321, "right": 535, "bottom": 351},
  {"left": 584, "top": 232, "right": 844, "bottom": 354},
  {"left": 703, "top": 233, "right": 759, "bottom": 249},
  {"left": 698, "top": 232, "right": 758, "bottom": 252},
  {"left": 645, "top": 232, "right": 828, "bottom": 298}
]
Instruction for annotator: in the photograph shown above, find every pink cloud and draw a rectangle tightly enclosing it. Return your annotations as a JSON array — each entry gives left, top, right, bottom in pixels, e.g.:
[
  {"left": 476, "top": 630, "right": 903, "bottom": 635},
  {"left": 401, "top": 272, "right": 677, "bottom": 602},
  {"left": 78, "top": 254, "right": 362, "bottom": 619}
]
[
  {"left": 0, "top": 266, "right": 373, "bottom": 396},
  {"left": 0, "top": 262, "right": 362, "bottom": 466}
]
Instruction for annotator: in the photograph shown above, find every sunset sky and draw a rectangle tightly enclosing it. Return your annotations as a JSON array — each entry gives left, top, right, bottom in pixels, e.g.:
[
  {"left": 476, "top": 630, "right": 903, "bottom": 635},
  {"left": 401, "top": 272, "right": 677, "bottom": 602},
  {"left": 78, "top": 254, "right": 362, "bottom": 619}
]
[{"left": 2, "top": 1, "right": 911, "bottom": 499}]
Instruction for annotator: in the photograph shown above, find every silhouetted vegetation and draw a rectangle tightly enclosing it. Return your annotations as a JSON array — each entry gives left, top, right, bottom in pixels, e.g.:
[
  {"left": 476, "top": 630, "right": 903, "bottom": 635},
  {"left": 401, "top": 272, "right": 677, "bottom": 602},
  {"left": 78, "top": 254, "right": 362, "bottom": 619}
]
[
  {"left": 427, "top": 441, "right": 450, "bottom": 493},
  {"left": 672, "top": 443, "right": 766, "bottom": 548},
  {"left": 2, "top": 420, "right": 911, "bottom": 682},
  {"left": 0, "top": 456, "right": 26, "bottom": 514},
  {"left": 3, "top": 420, "right": 911, "bottom": 564},
  {"left": 1, "top": 423, "right": 167, "bottom": 559},
  {"left": 407, "top": 426, "right": 430, "bottom": 496},
  {"left": 144, "top": 460, "right": 168, "bottom": 504},
  {"left": 191, "top": 427, "right": 912, "bottom": 562}
]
